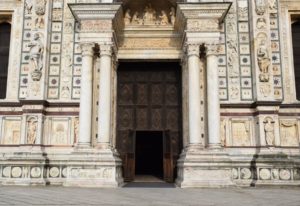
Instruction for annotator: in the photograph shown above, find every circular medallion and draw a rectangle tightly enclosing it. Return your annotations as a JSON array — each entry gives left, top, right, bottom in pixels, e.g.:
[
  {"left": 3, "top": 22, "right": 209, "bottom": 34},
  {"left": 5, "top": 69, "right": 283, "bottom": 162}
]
[
  {"left": 62, "top": 168, "right": 67, "bottom": 178},
  {"left": 11, "top": 167, "right": 22, "bottom": 178},
  {"left": 31, "top": 167, "right": 41, "bottom": 178},
  {"left": 49, "top": 167, "right": 60, "bottom": 178},
  {"left": 240, "top": 168, "right": 251, "bottom": 179},
  {"left": 259, "top": 169, "right": 271, "bottom": 180},
  {"left": 2, "top": 167, "right": 11, "bottom": 178},
  {"left": 279, "top": 169, "right": 291, "bottom": 180}
]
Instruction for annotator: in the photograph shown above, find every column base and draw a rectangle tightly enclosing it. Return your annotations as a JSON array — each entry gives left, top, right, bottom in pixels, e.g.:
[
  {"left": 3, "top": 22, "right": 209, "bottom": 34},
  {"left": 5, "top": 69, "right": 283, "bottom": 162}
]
[
  {"left": 176, "top": 146, "right": 234, "bottom": 188},
  {"left": 64, "top": 148, "right": 124, "bottom": 188}
]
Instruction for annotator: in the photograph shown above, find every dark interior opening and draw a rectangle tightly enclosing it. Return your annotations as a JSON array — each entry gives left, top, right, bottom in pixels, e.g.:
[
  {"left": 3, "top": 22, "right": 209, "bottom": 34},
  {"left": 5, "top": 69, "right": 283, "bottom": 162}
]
[
  {"left": 135, "top": 131, "right": 163, "bottom": 178},
  {"left": 0, "top": 22, "right": 11, "bottom": 99},
  {"left": 292, "top": 20, "right": 300, "bottom": 100}
]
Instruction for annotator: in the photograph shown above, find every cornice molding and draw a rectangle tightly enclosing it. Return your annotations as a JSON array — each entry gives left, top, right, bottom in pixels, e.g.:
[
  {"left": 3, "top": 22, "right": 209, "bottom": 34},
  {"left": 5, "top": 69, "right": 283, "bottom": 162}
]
[{"left": 68, "top": 3, "right": 121, "bottom": 21}]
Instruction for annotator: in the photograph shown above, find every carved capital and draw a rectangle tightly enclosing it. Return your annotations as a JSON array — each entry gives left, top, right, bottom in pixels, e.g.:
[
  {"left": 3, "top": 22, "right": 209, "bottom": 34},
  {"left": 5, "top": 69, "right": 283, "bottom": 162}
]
[
  {"left": 185, "top": 43, "right": 200, "bottom": 57},
  {"left": 205, "top": 42, "right": 219, "bottom": 57},
  {"left": 99, "top": 44, "right": 113, "bottom": 57},
  {"left": 80, "top": 43, "right": 95, "bottom": 57}
]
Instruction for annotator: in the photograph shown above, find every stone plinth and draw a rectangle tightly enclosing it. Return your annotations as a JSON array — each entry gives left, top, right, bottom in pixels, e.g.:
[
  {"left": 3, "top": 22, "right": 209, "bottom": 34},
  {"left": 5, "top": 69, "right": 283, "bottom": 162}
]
[
  {"left": 176, "top": 148, "right": 233, "bottom": 188},
  {"left": 64, "top": 148, "right": 124, "bottom": 188}
]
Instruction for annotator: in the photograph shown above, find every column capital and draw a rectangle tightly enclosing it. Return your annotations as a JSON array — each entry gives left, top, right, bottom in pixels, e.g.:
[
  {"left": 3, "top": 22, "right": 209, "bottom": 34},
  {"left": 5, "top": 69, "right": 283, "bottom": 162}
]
[
  {"left": 205, "top": 42, "right": 219, "bottom": 57},
  {"left": 99, "top": 44, "right": 113, "bottom": 57},
  {"left": 184, "top": 43, "right": 200, "bottom": 57},
  {"left": 80, "top": 42, "right": 95, "bottom": 57}
]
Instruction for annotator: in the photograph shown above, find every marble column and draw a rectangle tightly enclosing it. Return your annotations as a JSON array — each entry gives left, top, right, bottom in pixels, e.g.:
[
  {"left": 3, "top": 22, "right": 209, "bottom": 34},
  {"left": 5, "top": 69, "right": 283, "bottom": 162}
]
[
  {"left": 206, "top": 43, "right": 221, "bottom": 148},
  {"left": 187, "top": 44, "right": 202, "bottom": 147},
  {"left": 97, "top": 44, "right": 113, "bottom": 148},
  {"left": 77, "top": 43, "right": 95, "bottom": 147}
]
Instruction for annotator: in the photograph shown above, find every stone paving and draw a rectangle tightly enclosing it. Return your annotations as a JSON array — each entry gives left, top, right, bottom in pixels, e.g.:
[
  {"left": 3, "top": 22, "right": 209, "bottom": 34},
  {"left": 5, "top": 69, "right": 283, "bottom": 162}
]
[{"left": 0, "top": 184, "right": 299, "bottom": 206}]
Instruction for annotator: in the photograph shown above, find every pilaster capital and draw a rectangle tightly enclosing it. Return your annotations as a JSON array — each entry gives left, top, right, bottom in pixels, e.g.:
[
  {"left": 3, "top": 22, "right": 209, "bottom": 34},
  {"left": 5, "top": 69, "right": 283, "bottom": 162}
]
[
  {"left": 184, "top": 43, "right": 200, "bottom": 57},
  {"left": 80, "top": 42, "right": 95, "bottom": 57},
  {"left": 205, "top": 42, "right": 219, "bottom": 57},
  {"left": 99, "top": 44, "right": 113, "bottom": 57}
]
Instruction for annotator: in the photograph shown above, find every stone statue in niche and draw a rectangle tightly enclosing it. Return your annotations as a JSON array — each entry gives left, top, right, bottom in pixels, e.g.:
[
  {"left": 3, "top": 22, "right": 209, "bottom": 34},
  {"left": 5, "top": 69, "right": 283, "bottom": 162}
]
[
  {"left": 170, "top": 7, "right": 176, "bottom": 25},
  {"left": 257, "top": 18, "right": 267, "bottom": 29},
  {"left": 27, "top": 117, "right": 37, "bottom": 144},
  {"left": 28, "top": 33, "right": 44, "bottom": 81},
  {"left": 34, "top": 0, "right": 47, "bottom": 29},
  {"left": 25, "top": 0, "right": 33, "bottom": 15},
  {"left": 264, "top": 117, "right": 275, "bottom": 146},
  {"left": 255, "top": 0, "right": 267, "bottom": 15},
  {"left": 124, "top": 9, "right": 131, "bottom": 25},
  {"left": 257, "top": 40, "right": 271, "bottom": 82}
]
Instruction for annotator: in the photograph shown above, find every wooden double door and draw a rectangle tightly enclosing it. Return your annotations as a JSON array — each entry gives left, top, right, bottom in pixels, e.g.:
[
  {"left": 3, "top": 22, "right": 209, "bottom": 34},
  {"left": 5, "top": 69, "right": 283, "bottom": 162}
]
[{"left": 116, "top": 62, "right": 182, "bottom": 182}]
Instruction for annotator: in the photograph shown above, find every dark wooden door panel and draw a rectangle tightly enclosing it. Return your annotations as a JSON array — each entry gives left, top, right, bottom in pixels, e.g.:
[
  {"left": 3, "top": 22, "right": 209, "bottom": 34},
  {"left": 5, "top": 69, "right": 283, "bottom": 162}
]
[{"left": 117, "top": 62, "right": 182, "bottom": 182}]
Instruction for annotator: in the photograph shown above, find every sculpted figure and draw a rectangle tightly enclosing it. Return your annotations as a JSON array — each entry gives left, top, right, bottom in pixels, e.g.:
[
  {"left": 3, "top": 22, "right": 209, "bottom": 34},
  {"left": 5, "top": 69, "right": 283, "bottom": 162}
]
[
  {"left": 268, "top": 0, "right": 277, "bottom": 10},
  {"left": 264, "top": 117, "right": 275, "bottom": 146},
  {"left": 170, "top": 7, "right": 176, "bottom": 25},
  {"left": 255, "top": 0, "right": 267, "bottom": 15},
  {"left": 25, "top": 0, "right": 33, "bottom": 15},
  {"left": 257, "top": 18, "right": 267, "bottom": 29},
  {"left": 34, "top": 0, "right": 47, "bottom": 29},
  {"left": 160, "top": 11, "right": 169, "bottom": 26},
  {"left": 124, "top": 9, "right": 131, "bottom": 25},
  {"left": 132, "top": 12, "right": 142, "bottom": 25},
  {"left": 143, "top": 4, "right": 156, "bottom": 25},
  {"left": 257, "top": 40, "right": 271, "bottom": 82},
  {"left": 28, "top": 33, "right": 44, "bottom": 81},
  {"left": 27, "top": 118, "right": 37, "bottom": 144}
]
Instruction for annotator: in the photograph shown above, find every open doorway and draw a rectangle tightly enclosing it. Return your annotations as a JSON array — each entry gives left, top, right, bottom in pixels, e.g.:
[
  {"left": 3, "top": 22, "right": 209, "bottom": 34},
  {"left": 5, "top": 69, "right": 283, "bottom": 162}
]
[{"left": 135, "top": 131, "right": 163, "bottom": 180}]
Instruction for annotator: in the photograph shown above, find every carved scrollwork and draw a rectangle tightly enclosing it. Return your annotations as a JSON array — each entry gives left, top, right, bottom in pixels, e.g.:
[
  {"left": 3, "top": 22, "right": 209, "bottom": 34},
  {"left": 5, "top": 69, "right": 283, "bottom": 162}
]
[
  {"left": 205, "top": 42, "right": 219, "bottom": 56},
  {"left": 184, "top": 43, "right": 200, "bottom": 57},
  {"left": 80, "top": 43, "right": 95, "bottom": 57},
  {"left": 99, "top": 44, "right": 113, "bottom": 57}
]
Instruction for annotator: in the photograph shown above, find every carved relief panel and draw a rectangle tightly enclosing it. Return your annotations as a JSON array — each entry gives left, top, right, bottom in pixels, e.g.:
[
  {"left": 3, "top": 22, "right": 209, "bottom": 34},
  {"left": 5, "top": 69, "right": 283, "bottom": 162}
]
[
  {"left": 280, "top": 120, "right": 299, "bottom": 147},
  {"left": 19, "top": 0, "right": 50, "bottom": 99},
  {"left": 44, "top": 117, "right": 72, "bottom": 145},
  {"left": 220, "top": 0, "right": 253, "bottom": 102},
  {"left": 229, "top": 118, "right": 254, "bottom": 146},
  {"left": 1, "top": 117, "right": 22, "bottom": 145},
  {"left": 250, "top": 0, "right": 283, "bottom": 100}
]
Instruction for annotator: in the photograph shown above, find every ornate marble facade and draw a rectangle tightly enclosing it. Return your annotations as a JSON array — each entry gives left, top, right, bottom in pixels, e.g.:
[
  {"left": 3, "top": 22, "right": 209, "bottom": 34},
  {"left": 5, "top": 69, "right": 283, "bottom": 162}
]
[{"left": 0, "top": 0, "right": 299, "bottom": 188}]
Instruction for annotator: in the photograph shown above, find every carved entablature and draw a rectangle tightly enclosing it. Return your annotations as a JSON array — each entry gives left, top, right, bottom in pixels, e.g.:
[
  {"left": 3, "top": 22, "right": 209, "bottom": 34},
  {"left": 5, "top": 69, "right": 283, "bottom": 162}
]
[
  {"left": 186, "top": 19, "right": 220, "bottom": 32},
  {"left": 69, "top": 3, "right": 121, "bottom": 33},
  {"left": 80, "top": 20, "right": 113, "bottom": 33},
  {"left": 177, "top": 3, "right": 231, "bottom": 44}
]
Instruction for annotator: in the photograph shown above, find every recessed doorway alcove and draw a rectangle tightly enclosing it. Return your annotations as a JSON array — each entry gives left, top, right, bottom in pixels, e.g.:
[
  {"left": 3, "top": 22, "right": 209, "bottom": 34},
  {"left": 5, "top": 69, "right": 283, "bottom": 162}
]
[{"left": 116, "top": 62, "right": 183, "bottom": 183}]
